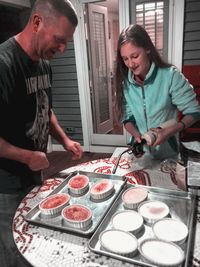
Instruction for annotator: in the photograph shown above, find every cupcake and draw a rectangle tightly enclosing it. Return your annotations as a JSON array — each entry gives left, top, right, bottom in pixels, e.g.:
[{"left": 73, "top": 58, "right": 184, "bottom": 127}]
[
  {"left": 153, "top": 218, "right": 188, "bottom": 244},
  {"left": 99, "top": 229, "right": 138, "bottom": 256},
  {"left": 139, "top": 238, "right": 185, "bottom": 267},
  {"left": 62, "top": 204, "right": 92, "bottom": 229},
  {"left": 112, "top": 210, "right": 143, "bottom": 234},
  {"left": 39, "top": 193, "right": 70, "bottom": 216},
  {"left": 68, "top": 174, "right": 89, "bottom": 195},
  {"left": 90, "top": 179, "right": 114, "bottom": 200},
  {"left": 138, "top": 200, "right": 169, "bottom": 224},
  {"left": 122, "top": 187, "right": 148, "bottom": 209}
]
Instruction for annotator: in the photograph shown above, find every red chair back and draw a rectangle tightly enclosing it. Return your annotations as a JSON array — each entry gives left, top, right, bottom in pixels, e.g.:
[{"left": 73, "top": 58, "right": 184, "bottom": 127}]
[{"left": 179, "top": 65, "right": 200, "bottom": 141}]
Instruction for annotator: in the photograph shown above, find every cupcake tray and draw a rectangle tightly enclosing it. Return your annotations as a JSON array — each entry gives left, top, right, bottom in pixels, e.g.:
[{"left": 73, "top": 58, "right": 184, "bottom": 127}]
[
  {"left": 88, "top": 184, "right": 197, "bottom": 267},
  {"left": 25, "top": 170, "right": 127, "bottom": 237}
]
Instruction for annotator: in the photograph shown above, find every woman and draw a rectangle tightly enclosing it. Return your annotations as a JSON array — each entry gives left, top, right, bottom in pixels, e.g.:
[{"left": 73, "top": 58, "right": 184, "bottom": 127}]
[{"left": 115, "top": 24, "right": 200, "bottom": 159}]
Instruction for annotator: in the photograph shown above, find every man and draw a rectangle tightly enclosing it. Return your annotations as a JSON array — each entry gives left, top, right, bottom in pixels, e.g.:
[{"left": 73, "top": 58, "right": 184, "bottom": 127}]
[{"left": 0, "top": 0, "right": 82, "bottom": 266}]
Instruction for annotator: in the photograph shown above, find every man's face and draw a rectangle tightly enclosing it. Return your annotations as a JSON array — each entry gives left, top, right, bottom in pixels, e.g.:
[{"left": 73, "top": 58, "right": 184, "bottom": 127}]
[{"left": 33, "top": 15, "right": 76, "bottom": 60}]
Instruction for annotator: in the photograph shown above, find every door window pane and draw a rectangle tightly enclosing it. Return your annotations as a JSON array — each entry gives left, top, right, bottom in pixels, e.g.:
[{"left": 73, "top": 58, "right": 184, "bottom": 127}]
[
  {"left": 136, "top": 1, "right": 164, "bottom": 56},
  {"left": 130, "top": 0, "right": 169, "bottom": 60},
  {"left": 92, "top": 12, "right": 109, "bottom": 123},
  {"left": 85, "top": 0, "right": 123, "bottom": 135}
]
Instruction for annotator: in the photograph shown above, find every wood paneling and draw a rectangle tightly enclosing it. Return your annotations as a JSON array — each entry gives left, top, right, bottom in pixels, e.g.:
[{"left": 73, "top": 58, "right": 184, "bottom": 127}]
[
  {"left": 50, "top": 40, "right": 83, "bottom": 145},
  {"left": 183, "top": 0, "right": 200, "bottom": 65}
]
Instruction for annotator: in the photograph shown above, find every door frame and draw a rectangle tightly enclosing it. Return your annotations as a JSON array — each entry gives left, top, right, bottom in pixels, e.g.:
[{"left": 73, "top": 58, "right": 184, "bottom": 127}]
[
  {"left": 72, "top": 0, "right": 130, "bottom": 153},
  {"left": 71, "top": 0, "right": 184, "bottom": 153},
  {"left": 87, "top": 4, "right": 114, "bottom": 135}
]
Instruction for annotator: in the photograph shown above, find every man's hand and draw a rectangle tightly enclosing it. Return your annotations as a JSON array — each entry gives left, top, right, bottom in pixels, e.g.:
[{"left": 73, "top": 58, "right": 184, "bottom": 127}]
[
  {"left": 65, "top": 140, "right": 83, "bottom": 160},
  {"left": 27, "top": 151, "right": 49, "bottom": 171},
  {"left": 49, "top": 110, "right": 83, "bottom": 160}
]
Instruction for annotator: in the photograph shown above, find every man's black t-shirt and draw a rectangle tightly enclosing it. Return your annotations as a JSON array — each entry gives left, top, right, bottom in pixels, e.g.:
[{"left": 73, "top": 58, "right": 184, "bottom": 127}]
[{"left": 0, "top": 37, "right": 52, "bottom": 193}]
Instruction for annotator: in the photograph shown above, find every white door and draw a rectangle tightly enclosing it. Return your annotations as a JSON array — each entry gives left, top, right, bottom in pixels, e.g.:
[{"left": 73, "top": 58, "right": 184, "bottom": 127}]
[
  {"left": 87, "top": 4, "right": 113, "bottom": 134},
  {"left": 73, "top": 0, "right": 129, "bottom": 151}
]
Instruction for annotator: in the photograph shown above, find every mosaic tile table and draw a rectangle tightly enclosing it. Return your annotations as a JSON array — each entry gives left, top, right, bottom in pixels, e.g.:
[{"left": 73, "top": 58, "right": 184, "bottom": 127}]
[{"left": 13, "top": 157, "right": 200, "bottom": 267}]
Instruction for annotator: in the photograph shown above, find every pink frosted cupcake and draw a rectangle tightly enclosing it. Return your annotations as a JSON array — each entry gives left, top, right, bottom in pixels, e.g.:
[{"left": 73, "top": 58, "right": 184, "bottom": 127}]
[
  {"left": 139, "top": 238, "right": 185, "bottom": 266},
  {"left": 153, "top": 218, "right": 188, "bottom": 244},
  {"left": 90, "top": 179, "right": 114, "bottom": 200},
  {"left": 138, "top": 200, "right": 169, "bottom": 224},
  {"left": 112, "top": 210, "right": 143, "bottom": 234},
  {"left": 99, "top": 229, "right": 138, "bottom": 256},
  {"left": 62, "top": 204, "right": 92, "bottom": 228},
  {"left": 68, "top": 174, "right": 89, "bottom": 195},
  {"left": 39, "top": 193, "right": 70, "bottom": 216},
  {"left": 122, "top": 187, "right": 148, "bottom": 209}
]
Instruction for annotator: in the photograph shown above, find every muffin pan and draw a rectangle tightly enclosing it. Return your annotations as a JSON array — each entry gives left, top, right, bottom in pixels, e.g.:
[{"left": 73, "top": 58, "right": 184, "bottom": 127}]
[
  {"left": 39, "top": 193, "right": 70, "bottom": 216},
  {"left": 138, "top": 200, "right": 170, "bottom": 224},
  {"left": 139, "top": 238, "right": 185, "bottom": 266},
  {"left": 25, "top": 170, "right": 126, "bottom": 237},
  {"left": 99, "top": 229, "right": 138, "bottom": 256},
  {"left": 112, "top": 210, "right": 143, "bottom": 234},
  {"left": 122, "top": 186, "right": 148, "bottom": 209},
  {"left": 152, "top": 218, "right": 188, "bottom": 245},
  {"left": 90, "top": 179, "right": 115, "bottom": 200},
  {"left": 67, "top": 174, "right": 89, "bottom": 195},
  {"left": 89, "top": 184, "right": 196, "bottom": 267},
  {"left": 62, "top": 204, "right": 92, "bottom": 229}
]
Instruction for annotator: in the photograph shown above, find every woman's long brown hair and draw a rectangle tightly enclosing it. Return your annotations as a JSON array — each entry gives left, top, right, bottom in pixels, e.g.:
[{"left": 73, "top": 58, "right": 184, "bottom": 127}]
[{"left": 115, "top": 24, "right": 171, "bottom": 120}]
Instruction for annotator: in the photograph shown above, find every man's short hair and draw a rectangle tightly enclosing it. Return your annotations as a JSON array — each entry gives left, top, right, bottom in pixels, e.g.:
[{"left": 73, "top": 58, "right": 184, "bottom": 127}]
[{"left": 31, "top": 0, "right": 78, "bottom": 26}]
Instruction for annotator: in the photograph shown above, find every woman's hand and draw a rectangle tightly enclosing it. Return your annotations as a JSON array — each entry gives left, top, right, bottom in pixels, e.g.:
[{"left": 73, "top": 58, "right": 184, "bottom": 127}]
[{"left": 149, "top": 127, "right": 171, "bottom": 146}]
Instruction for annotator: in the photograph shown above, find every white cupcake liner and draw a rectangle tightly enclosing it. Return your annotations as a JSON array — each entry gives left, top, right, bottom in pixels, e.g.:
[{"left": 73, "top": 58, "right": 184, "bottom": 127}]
[
  {"left": 112, "top": 210, "right": 144, "bottom": 234},
  {"left": 68, "top": 174, "right": 89, "bottom": 195},
  {"left": 90, "top": 180, "right": 114, "bottom": 200},
  {"left": 99, "top": 229, "right": 138, "bottom": 256},
  {"left": 138, "top": 200, "right": 170, "bottom": 224},
  {"left": 122, "top": 187, "right": 148, "bottom": 209},
  {"left": 139, "top": 238, "right": 185, "bottom": 267},
  {"left": 69, "top": 184, "right": 89, "bottom": 196},
  {"left": 39, "top": 193, "right": 70, "bottom": 216},
  {"left": 62, "top": 204, "right": 92, "bottom": 229},
  {"left": 153, "top": 218, "right": 188, "bottom": 245}
]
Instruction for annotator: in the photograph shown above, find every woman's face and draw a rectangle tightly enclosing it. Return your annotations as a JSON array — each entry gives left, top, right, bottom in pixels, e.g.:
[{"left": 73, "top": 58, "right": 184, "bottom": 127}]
[{"left": 120, "top": 41, "right": 151, "bottom": 80}]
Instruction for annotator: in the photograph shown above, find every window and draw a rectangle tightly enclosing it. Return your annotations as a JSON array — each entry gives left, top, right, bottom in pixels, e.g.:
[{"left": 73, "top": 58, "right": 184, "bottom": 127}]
[{"left": 130, "top": 0, "right": 169, "bottom": 60}]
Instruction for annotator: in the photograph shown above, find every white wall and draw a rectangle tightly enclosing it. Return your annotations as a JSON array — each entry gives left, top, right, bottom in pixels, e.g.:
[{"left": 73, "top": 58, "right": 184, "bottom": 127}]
[{"left": 0, "top": 0, "right": 30, "bottom": 8}]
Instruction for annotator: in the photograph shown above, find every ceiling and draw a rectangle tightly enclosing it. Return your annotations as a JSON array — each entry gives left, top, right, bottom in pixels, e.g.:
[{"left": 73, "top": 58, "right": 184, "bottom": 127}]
[{"left": 97, "top": 0, "right": 118, "bottom": 13}]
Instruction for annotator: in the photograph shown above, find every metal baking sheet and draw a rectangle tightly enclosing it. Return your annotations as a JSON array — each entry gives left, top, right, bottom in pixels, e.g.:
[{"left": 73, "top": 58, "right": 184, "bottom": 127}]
[
  {"left": 25, "top": 170, "right": 127, "bottom": 237},
  {"left": 88, "top": 184, "right": 197, "bottom": 266}
]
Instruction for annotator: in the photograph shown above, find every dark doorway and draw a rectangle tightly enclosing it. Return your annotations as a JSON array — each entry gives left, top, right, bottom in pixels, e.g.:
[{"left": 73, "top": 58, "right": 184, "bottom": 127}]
[{"left": 0, "top": 5, "right": 29, "bottom": 43}]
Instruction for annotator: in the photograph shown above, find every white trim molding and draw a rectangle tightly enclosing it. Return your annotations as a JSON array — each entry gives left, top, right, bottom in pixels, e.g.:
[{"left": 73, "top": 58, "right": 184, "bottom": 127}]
[
  {"left": 71, "top": 0, "right": 92, "bottom": 152},
  {"left": 168, "top": 0, "right": 185, "bottom": 71},
  {"left": 119, "top": 0, "right": 130, "bottom": 31}
]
